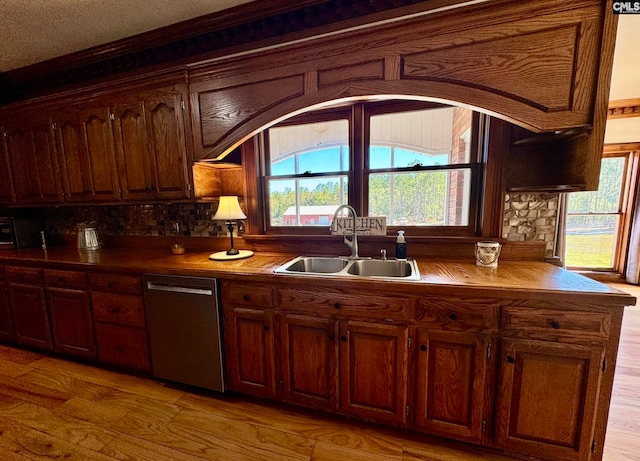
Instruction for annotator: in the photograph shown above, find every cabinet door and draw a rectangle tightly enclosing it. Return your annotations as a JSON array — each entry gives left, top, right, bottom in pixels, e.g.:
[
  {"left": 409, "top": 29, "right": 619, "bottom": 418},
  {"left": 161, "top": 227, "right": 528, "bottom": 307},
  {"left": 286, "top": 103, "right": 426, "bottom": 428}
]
[
  {"left": 224, "top": 307, "right": 276, "bottom": 398},
  {"left": 94, "top": 323, "right": 150, "bottom": 371},
  {"left": 55, "top": 112, "right": 95, "bottom": 202},
  {"left": 78, "top": 107, "right": 121, "bottom": 201},
  {"left": 4, "top": 116, "right": 62, "bottom": 204},
  {"left": 144, "top": 88, "right": 190, "bottom": 200},
  {"left": 281, "top": 314, "right": 339, "bottom": 411},
  {"left": 339, "top": 321, "right": 408, "bottom": 425},
  {"left": 414, "top": 329, "right": 491, "bottom": 444},
  {"left": 495, "top": 338, "right": 603, "bottom": 461},
  {"left": 0, "top": 281, "right": 15, "bottom": 342},
  {"left": 8, "top": 283, "right": 52, "bottom": 349},
  {"left": 0, "top": 131, "right": 15, "bottom": 204},
  {"left": 47, "top": 287, "right": 96, "bottom": 358},
  {"left": 112, "top": 98, "right": 155, "bottom": 201}
]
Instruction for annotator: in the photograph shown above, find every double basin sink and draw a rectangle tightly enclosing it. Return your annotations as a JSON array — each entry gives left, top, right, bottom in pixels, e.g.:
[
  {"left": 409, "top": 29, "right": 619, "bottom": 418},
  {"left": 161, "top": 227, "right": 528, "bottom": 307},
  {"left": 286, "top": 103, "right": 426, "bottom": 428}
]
[{"left": 274, "top": 256, "right": 421, "bottom": 280}]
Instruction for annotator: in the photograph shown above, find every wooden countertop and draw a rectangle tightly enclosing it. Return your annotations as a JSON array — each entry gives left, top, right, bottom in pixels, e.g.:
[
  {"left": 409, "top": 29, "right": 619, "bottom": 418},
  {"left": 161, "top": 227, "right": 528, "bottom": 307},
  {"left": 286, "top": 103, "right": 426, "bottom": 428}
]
[{"left": 0, "top": 246, "right": 635, "bottom": 308}]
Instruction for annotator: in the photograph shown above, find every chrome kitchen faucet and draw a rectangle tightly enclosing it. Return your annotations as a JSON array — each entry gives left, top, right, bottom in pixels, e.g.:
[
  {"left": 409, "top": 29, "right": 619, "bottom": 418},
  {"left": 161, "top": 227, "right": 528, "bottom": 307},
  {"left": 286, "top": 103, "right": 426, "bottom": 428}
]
[{"left": 331, "top": 204, "right": 360, "bottom": 259}]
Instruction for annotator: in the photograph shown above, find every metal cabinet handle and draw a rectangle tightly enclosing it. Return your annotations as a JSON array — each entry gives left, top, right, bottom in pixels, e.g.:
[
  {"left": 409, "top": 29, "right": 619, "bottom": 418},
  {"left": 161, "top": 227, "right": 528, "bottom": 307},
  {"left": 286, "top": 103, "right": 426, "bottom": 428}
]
[
  {"left": 243, "top": 294, "right": 250, "bottom": 301},
  {"left": 340, "top": 335, "right": 347, "bottom": 342},
  {"left": 550, "top": 320, "right": 561, "bottom": 329},
  {"left": 263, "top": 324, "right": 270, "bottom": 331},
  {"left": 449, "top": 312, "right": 458, "bottom": 321},
  {"left": 334, "top": 302, "right": 341, "bottom": 309},
  {"left": 420, "top": 344, "right": 427, "bottom": 352},
  {"left": 506, "top": 355, "right": 516, "bottom": 364}
]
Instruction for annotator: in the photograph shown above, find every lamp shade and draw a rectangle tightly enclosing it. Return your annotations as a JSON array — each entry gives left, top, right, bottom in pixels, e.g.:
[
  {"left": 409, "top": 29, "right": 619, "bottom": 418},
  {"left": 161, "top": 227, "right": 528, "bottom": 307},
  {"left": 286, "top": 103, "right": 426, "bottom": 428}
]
[{"left": 212, "top": 196, "right": 246, "bottom": 221}]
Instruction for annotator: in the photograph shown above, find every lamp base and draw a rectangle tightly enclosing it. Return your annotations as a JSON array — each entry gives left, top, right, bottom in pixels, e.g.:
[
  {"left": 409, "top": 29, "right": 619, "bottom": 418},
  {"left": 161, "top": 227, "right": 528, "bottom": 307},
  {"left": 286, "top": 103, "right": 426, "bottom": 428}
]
[{"left": 209, "top": 250, "right": 254, "bottom": 261}]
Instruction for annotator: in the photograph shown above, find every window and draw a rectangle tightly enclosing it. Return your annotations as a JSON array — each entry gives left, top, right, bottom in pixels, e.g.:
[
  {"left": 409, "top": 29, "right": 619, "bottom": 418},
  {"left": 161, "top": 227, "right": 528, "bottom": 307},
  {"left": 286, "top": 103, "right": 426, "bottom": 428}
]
[
  {"left": 565, "top": 151, "right": 635, "bottom": 270},
  {"left": 261, "top": 101, "right": 481, "bottom": 235}
]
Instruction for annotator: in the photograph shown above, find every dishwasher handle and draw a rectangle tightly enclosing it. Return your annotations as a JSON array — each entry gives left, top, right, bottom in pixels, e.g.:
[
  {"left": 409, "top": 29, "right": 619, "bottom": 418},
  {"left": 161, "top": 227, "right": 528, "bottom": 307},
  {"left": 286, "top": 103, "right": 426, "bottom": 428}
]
[{"left": 146, "top": 281, "right": 214, "bottom": 296}]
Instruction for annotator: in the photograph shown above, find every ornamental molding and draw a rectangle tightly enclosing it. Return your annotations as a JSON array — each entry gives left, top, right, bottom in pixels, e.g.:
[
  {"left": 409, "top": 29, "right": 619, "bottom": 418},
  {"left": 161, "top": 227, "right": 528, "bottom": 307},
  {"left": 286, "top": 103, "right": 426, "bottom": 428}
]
[{"left": 608, "top": 98, "right": 640, "bottom": 119}]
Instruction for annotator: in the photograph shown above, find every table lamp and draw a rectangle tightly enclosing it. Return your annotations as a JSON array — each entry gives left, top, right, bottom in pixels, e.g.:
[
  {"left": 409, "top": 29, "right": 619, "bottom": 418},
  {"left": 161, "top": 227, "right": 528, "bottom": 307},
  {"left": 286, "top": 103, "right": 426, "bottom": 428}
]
[{"left": 209, "top": 196, "right": 254, "bottom": 260}]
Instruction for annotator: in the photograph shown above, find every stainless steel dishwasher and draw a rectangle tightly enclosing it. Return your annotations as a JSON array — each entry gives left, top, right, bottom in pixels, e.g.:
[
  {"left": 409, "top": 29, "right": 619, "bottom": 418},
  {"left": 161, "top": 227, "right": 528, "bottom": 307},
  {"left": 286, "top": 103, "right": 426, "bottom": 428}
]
[{"left": 143, "top": 274, "right": 224, "bottom": 392}]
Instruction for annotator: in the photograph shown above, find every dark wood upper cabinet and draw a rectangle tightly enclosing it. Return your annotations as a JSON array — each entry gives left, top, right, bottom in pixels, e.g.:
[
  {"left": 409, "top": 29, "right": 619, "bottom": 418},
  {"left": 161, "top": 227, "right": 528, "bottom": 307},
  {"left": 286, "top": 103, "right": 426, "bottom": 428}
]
[
  {"left": 3, "top": 114, "right": 62, "bottom": 204},
  {"left": 144, "top": 87, "right": 191, "bottom": 200},
  {"left": 112, "top": 97, "right": 156, "bottom": 201},
  {"left": 0, "top": 0, "right": 618, "bottom": 205},
  {"left": 113, "top": 85, "right": 191, "bottom": 201},
  {"left": 189, "top": 0, "right": 616, "bottom": 192},
  {"left": 503, "top": 123, "right": 598, "bottom": 192},
  {"left": 55, "top": 109, "right": 97, "bottom": 202},
  {"left": 0, "top": 130, "right": 15, "bottom": 205},
  {"left": 55, "top": 104, "right": 123, "bottom": 203},
  {"left": 78, "top": 106, "right": 121, "bottom": 202}
]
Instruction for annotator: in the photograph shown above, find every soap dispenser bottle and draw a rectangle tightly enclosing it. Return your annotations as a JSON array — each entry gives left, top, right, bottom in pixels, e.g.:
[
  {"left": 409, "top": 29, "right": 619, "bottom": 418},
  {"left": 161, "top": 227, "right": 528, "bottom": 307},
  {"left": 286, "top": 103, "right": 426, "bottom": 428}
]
[{"left": 395, "top": 230, "right": 407, "bottom": 260}]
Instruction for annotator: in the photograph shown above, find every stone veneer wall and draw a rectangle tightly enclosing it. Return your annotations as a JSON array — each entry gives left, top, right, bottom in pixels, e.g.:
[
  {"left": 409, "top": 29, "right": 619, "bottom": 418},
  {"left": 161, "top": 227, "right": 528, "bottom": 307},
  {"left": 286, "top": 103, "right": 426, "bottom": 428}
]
[
  {"left": 502, "top": 193, "right": 560, "bottom": 258},
  {"left": 43, "top": 201, "right": 244, "bottom": 238}
]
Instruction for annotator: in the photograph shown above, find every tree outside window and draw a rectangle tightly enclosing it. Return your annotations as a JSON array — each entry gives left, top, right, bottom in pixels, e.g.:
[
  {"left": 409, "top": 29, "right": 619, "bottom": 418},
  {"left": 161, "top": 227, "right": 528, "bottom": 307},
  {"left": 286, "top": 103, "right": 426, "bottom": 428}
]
[{"left": 262, "top": 101, "right": 479, "bottom": 235}]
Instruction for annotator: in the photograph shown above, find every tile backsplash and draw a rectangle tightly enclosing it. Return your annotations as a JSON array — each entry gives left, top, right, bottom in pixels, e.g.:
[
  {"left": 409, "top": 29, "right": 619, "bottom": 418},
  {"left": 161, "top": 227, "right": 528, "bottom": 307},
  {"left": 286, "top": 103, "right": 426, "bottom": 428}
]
[
  {"left": 11, "top": 194, "right": 558, "bottom": 257},
  {"left": 43, "top": 201, "right": 244, "bottom": 238}
]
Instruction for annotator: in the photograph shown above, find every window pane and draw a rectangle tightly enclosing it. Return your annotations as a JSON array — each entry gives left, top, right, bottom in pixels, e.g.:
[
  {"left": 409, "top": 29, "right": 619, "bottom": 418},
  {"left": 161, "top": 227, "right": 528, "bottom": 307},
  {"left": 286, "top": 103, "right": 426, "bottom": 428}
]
[
  {"left": 565, "top": 214, "right": 618, "bottom": 268},
  {"left": 268, "top": 120, "right": 349, "bottom": 175},
  {"left": 567, "top": 157, "right": 625, "bottom": 213},
  {"left": 368, "top": 169, "right": 471, "bottom": 226},
  {"left": 369, "top": 107, "right": 473, "bottom": 168},
  {"left": 268, "top": 177, "right": 348, "bottom": 226}
]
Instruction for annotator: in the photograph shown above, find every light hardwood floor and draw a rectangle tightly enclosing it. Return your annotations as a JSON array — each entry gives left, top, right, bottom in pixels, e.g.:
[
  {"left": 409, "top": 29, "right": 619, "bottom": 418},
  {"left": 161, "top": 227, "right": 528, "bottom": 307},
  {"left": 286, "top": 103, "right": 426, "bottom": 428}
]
[{"left": 0, "top": 284, "right": 638, "bottom": 461}]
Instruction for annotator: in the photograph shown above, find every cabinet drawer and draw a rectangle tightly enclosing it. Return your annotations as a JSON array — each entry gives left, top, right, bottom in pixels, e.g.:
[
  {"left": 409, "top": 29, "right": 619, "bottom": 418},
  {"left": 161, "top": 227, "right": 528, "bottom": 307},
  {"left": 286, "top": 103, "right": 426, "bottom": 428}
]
[
  {"left": 95, "top": 323, "right": 150, "bottom": 371},
  {"left": 90, "top": 273, "right": 141, "bottom": 294},
  {"left": 417, "top": 299, "right": 499, "bottom": 331},
  {"left": 92, "top": 292, "right": 145, "bottom": 327},
  {"left": 222, "top": 280, "right": 275, "bottom": 308},
  {"left": 45, "top": 269, "right": 87, "bottom": 289},
  {"left": 5, "top": 266, "right": 44, "bottom": 285},
  {"left": 501, "top": 307, "right": 610, "bottom": 341},
  {"left": 279, "top": 287, "right": 414, "bottom": 320}
]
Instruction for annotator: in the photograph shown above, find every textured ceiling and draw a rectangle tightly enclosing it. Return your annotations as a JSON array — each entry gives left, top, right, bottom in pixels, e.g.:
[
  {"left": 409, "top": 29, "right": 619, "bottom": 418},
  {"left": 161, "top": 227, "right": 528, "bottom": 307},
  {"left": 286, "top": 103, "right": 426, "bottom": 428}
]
[
  {"left": 0, "top": 1, "right": 637, "bottom": 102},
  {"left": 0, "top": 0, "right": 251, "bottom": 72}
]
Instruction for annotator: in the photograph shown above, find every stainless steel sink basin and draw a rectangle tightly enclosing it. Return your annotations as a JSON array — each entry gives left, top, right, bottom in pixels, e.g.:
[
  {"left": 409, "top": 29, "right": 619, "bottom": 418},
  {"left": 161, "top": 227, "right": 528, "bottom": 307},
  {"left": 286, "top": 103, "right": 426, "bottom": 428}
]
[
  {"left": 346, "top": 259, "right": 415, "bottom": 278},
  {"left": 274, "top": 256, "right": 420, "bottom": 280},
  {"left": 281, "top": 256, "right": 349, "bottom": 274}
]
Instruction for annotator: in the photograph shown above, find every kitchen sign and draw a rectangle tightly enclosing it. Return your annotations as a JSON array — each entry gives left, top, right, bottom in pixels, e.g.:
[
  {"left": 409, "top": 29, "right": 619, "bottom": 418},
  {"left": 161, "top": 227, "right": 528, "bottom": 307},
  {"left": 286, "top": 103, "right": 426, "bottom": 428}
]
[{"left": 331, "top": 217, "right": 387, "bottom": 236}]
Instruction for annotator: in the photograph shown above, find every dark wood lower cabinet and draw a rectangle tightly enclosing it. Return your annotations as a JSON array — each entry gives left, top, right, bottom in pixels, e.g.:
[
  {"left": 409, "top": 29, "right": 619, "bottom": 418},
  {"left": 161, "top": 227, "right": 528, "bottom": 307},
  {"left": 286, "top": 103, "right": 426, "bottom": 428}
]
[
  {"left": 280, "top": 314, "right": 339, "bottom": 410},
  {"left": 8, "top": 283, "right": 52, "bottom": 350},
  {"left": 339, "top": 321, "right": 409, "bottom": 425},
  {"left": 495, "top": 338, "right": 604, "bottom": 461},
  {"left": 89, "top": 272, "right": 150, "bottom": 372},
  {"left": 47, "top": 287, "right": 96, "bottom": 358},
  {"left": 0, "top": 281, "right": 16, "bottom": 342},
  {"left": 414, "top": 329, "right": 491, "bottom": 444},
  {"left": 224, "top": 307, "right": 277, "bottom": 398},
  {"left": 94, "top": 323, "right": 150, "bottom": 371}
]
